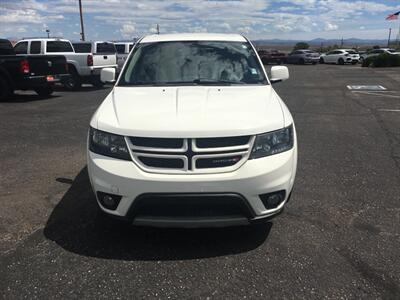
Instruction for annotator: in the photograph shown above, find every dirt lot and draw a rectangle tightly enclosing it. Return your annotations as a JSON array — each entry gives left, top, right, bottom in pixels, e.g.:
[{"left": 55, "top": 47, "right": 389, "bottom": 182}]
[{"left": 0, "top": 64, "right": 399, "bottom": 299}]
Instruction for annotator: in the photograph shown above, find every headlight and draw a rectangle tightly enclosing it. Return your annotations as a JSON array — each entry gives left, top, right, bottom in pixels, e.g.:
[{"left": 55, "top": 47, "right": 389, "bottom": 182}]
[
  {"left": 250, "top": 125, "right": 294, "bottom": 159},
  {"left": 89, "top": 127, "right": 131, "bottom": 160}
]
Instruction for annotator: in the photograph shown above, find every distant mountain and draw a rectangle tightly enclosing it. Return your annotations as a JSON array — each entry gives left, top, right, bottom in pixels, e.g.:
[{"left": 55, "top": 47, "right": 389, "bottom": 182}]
[{"left": 253, "top": 38, "right": 388, "bottom": 46}]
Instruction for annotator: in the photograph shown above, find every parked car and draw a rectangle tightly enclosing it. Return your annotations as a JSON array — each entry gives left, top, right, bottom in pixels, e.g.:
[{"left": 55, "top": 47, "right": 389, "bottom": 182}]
[
  {"left": 0, "top": 38, "right": 69, "bottom": 100},
  {"left": 360, "top": 48, "right": 400, "bottom": 63},
  {"left": 319, "top": 49, "right": 359, "bottom": 65},
  {"left": 286, "top": 49, "right": 320, "bottom": 64},
  {"left": 257, "top": 49, "right": 287, "bottom": 64},
  {"left": 72, "top": 41, "right": 117, "bottom": 87},
  {"left": 114, "top": 42, "right": 134, "bottom": 73},
  {"left": 87, "top": 33, "right": 297, "bottom": 228},
  {"left": 14, "top": 38, "right": 117, "bottom": 90}
]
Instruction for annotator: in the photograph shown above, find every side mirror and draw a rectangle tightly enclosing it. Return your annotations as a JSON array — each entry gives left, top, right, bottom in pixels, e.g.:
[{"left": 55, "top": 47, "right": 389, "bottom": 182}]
[
  {"left": 270, "top": 66, "right": 289, "bottom": 84},
  {"left": 100, "top": 68, "right": 116, "bottom": 83}
]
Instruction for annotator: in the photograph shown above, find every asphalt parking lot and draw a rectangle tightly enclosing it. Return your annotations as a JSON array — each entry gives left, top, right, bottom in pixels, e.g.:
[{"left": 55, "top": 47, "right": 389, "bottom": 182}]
[{"left": 1, "top": 64, "right": 399, "bottom": 299}]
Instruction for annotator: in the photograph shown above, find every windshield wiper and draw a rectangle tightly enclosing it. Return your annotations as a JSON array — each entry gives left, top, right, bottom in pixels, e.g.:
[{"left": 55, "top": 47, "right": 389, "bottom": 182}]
[{"left": 192, "top": 79, "right": 246, "bottom": 85}]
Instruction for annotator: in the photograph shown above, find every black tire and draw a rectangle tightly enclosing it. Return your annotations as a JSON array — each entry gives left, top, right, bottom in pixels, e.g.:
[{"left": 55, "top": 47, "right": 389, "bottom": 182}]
[
  {"left": 0, "top": 76, "right": 13, "bottom": 101},
  {"left": 299, "top": 58, "right": 305, "bottom": 65},
  {"left": 338, "top": 58, "right": 345, "bottom": 65},
  {"left": 312, "top": 61, "right": 317, "bottom": 65},
  {"left": 34, "top": 86, "right": 54, "bottom": 97},
  {"left": 319, "top": 57, "right": 325, "bottom": 64},
  {"left": 351, "top": 61, "right": 357, "bottom": 65},
  {"left": 63, "top": 67, "right": 81, "bottom": 91}
]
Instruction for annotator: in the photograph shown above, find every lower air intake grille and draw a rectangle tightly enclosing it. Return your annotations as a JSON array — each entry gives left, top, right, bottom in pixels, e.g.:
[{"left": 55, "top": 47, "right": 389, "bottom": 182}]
[{"left": 132, "top": 194, "right": 253, "bottom": 219}]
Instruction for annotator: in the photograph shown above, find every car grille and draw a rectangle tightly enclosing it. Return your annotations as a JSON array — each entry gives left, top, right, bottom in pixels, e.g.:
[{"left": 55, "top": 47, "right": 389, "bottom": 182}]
[
  {"left": 131, "top": 194, "right": 254, "bottom": 219},
  {"left": 127, "top": 135, "right": 255, "bottom": 174}
]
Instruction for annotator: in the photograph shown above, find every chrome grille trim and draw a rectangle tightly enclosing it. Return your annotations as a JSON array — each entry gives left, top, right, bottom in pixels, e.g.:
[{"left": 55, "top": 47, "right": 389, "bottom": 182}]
[
  {"left": 192, "top": 138, "right": 251, "bottom": 153},
  {"left": 128, "top": 137, "right": 188, "bottom": 153},
  {"left": 126, "top": 136, "right": 255, "bottom": 174},
  {"left": 132, "top": 152, "right": 189, "bottom": 172}
]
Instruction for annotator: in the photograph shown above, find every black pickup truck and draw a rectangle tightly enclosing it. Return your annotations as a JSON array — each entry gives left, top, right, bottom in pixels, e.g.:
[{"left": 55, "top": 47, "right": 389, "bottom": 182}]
[{"left": 0, "top": 39, "right": 70, "bottom": 100}]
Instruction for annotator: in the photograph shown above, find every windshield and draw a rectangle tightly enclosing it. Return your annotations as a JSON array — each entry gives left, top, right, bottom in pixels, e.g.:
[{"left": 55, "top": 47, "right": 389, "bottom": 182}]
[
  {"left": 346, "top": 50, "right": 358, "bottom": 54},
  {"left": 119, "top": 41, "right": 267, "bottom": 86},
  {"left": 387, "top": 49, "right": 396, "bottom": 53}
]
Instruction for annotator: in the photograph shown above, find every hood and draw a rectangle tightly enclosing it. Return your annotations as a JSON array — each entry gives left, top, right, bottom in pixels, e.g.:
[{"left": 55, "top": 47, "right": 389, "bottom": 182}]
[{"left": 93, "top": 85, "right": 285, "bottom": 138}]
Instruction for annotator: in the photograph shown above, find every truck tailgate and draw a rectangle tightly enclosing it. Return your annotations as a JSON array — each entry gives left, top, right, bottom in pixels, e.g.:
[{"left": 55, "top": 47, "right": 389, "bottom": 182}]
[
  {"left": 28, "top": 55, "right": 67, "bottom": 76},
  {"left": 93, "top": 53, "right": 117, "bottom": 67}
]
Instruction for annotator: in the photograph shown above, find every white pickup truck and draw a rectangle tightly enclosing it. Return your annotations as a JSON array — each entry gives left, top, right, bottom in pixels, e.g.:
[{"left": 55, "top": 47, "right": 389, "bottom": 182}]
[
  {"left": 14, "top": 38, "right": 117, "bottom": 89},
  {"left": 114, "top": 42, "right": 134, "bottom": 73},
  {"left": 72, "top": 41, "right": 117, "bottom": 87}
]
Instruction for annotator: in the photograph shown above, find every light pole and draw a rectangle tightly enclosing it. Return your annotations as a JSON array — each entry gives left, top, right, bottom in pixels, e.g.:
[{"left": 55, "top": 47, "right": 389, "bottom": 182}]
[
  {"left": 78, "top": 0, "right": 85, "bottom": 41},
  {"left": 46, "top": 29, "right": 50, "bottom": 38}
]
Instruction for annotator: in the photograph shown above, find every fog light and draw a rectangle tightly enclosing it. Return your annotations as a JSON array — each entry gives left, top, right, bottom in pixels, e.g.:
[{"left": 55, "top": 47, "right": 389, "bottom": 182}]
[
  {"left": 97, "top": 191, "right": 122, "bottom": 210},
  {"left": 259, "top": 190, "right": 286, "bottom": 210}
]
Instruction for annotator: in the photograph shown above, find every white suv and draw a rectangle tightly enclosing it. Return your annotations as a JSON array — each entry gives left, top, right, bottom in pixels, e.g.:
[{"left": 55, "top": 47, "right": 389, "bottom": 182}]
[{"left": 87, "top": 33, "right": 297, "bottom": 228}]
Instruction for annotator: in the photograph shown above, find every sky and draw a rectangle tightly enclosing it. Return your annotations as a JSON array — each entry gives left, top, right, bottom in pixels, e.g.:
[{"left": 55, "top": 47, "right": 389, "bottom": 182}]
[{"left": 1, "top": 0, "right": 400, "bottom": 41}]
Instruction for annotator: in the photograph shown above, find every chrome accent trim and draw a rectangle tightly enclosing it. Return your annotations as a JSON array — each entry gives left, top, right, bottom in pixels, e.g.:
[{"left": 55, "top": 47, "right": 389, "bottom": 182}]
[
  {"left": 126, "top": 136, "right": 256, "bottom": 174},
  {"left": 132, "top": 152, "right": 188, "bottom": 172},
  {"left": 192, "top": 136, "right": 255, "bottom": 153},
  {"left": 127, "top": 137, "right": 188, "bottom": 153},
  {"left": 192, "top": 150, "right": 249, "bottom": 173}
]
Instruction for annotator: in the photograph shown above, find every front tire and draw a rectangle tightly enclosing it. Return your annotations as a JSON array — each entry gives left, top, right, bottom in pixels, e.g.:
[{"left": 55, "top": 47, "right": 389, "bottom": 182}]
[
  {"left": 319, "top": 57, "right": 325, "bottom": 64},
  {"left": 338, "top": 58, "right": 345, "bottom": 65},
  {"left": 299, "top": 58, "right": 305, "bottom": 65},
  {"left": 34, "top": 86, "right": 54, "bottom": 97}
]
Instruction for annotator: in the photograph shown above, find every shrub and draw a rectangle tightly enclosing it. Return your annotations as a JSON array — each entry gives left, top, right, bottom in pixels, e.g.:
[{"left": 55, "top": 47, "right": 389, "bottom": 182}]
[
  {"left": 362, "top": 53, "right": 400, "bottom": 67},
  {"left": 293, "top": 42, "right": 310, "bottom": 51}
]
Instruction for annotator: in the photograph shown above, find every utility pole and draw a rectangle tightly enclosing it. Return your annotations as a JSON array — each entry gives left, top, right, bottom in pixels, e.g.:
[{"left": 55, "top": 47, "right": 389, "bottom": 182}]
[
  {"left": 340, "top": 37, "right": 344, "bottom": 47},
  {"left": 78, "top": 0, "right": 85, "bottom": 41},
  {"left": 387, "top": 28, "right": 392, "bottom": 47},
  {"left": 156, "top": 24, "right": 160, "bottom": 35},
  {"left": 46, "top": 29, "right": 50, "bottom": 38}
]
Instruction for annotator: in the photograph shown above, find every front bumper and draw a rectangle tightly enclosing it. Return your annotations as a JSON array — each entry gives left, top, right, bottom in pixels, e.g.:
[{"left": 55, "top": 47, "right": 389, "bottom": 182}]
[
  {"left": 88, "top": 144, "right": 297, "bottom": 227},
  {"left": 90, "top": 65, "right": 117, "bottom": 75}
]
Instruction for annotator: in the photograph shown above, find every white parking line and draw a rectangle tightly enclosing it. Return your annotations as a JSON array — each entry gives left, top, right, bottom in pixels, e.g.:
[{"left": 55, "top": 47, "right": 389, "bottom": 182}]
[
  {"left": 378, "top": 109, "right": 400, "bottom": 112},
  {"left": 351, "top": 91, "right": 400, "bottom": 99}
]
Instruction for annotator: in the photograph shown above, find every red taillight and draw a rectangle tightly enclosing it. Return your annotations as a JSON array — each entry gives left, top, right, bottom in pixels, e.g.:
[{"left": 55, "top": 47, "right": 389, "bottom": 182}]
[
  {"left": 87, "top": 54, "right": 93, "bottom": 66},
  {"left": 20, "top": 59, "right": 30, "bottom": 74}
]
